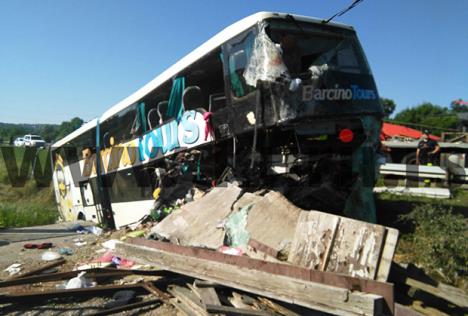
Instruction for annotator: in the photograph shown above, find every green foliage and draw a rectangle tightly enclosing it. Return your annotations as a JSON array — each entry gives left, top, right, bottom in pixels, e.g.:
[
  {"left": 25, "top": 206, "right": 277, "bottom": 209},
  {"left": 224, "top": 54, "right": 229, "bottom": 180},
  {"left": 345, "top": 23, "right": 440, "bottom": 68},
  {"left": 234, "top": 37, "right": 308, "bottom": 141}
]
[
  {"left": 55, "top": 117, "right": 84, "bottom": 140},
  {"left": 0, "top": 148, "right": 58, "bottom": 228},
  {"left": 450, "top": 99, "right": 468, "bottom": 113},
  {"left": 400, "top": 204, "right": 468, "bottom": 284},
  {"left": 0, "top": 117, "right": 84, "bottom": 144},
  {"left": 392, "top": 102, "right": 458, "bottom": 134},
  {"left": 0, "top": 201, "right": 58, "bottom": 228},
  {"left": 380, "top": 97, "right": 396, "bottom": 117}
]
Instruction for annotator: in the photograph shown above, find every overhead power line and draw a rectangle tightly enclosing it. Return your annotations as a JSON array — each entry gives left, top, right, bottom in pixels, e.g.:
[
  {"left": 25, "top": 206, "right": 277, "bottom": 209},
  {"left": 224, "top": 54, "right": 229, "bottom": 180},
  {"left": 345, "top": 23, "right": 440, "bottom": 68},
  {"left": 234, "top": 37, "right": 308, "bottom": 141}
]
[{"left": 322, "top": 0, "right": 365, "bottom": 24}]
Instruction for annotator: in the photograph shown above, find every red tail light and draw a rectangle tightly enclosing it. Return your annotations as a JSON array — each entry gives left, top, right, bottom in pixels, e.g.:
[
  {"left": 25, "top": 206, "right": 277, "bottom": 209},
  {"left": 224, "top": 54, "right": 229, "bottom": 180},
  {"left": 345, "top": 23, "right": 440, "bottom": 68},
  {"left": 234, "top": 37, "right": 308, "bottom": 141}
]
[{"left": 338, "top": 129, "right": 354, "bottom": 143}]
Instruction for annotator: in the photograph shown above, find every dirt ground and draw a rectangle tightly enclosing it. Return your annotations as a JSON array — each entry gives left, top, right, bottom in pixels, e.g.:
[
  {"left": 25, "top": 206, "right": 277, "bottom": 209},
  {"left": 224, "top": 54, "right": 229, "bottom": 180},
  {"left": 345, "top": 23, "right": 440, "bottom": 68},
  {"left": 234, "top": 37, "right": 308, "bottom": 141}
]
[{"left": 0, "top": 222, "right": 178, "bottom": 316}]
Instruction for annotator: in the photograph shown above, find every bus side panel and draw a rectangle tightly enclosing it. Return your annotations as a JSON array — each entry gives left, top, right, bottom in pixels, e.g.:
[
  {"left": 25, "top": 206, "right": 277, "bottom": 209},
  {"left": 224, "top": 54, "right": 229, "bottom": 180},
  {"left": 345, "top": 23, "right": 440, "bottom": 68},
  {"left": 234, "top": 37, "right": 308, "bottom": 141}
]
[{"left": 111, "top": 200, "right": 154, "bottom": 229}]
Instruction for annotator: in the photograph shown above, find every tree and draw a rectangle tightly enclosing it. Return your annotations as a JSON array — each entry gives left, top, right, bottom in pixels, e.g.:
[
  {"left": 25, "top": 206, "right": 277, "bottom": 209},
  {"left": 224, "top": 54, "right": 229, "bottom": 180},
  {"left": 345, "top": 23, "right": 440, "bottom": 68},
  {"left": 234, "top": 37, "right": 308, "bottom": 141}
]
[
  {"left": 380, "top": 98, "right": 396, "bottom": 117},
  {"left": 392, "top": 102, "right": 458, "bottom": 134},
  {"left": 450, "top": 99, "right": 468, "bottom": 113},
  {"left": 56, "top": 117, "right": 84, "bottom": 140},
  {"left": 40, "top": 124, "right": 59, "bottom": 143}
]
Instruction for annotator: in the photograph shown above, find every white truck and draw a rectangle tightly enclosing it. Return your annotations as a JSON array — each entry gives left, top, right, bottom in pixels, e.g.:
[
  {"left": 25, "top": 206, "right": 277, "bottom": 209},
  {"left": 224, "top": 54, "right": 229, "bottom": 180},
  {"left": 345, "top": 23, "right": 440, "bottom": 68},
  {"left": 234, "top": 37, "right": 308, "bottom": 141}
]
[{"left": 23, "top": 134, "right": 46, "bottom": 147}]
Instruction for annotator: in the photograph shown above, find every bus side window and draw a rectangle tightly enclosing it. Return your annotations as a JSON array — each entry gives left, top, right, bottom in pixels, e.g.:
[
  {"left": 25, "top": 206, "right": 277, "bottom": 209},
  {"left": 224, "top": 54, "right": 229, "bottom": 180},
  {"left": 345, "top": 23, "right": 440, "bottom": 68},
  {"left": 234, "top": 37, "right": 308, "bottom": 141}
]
[
  {"left": 183, "top": 48, "right": 226, "bottom": 113},
  {"left": 142, "top": 81, "right": 171, "bottom": 130},
  {"left": 224, "top": 31, "right": 256, "bottom": 100}
]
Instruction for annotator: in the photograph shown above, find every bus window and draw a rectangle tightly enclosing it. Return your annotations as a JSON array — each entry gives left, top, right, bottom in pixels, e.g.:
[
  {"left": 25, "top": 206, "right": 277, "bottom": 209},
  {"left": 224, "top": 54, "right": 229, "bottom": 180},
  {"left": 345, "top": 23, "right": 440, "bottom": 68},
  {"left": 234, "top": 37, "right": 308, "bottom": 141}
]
[
  {"left": 224, "top": 31, "right": 256, "bottom": 100},
  {"left": 183, "top": 48, "right": 225, "bottom": 112},
  {"left": 100, "top": 104, "right": 138, "bottom": 146},
  {"left": 142, "top": 81, "right": 172, "bottom": 129}
]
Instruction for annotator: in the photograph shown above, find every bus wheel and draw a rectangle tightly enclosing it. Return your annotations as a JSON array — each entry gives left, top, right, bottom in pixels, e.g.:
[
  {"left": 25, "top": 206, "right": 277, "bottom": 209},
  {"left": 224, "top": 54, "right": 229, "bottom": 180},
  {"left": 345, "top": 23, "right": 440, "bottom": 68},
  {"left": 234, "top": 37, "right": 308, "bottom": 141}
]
[
  {"left": 77, "top": 212, "right": 86, "bottom": 221},
  {"left": 401, "top": 152, "right": 417, "bottom": 165}
]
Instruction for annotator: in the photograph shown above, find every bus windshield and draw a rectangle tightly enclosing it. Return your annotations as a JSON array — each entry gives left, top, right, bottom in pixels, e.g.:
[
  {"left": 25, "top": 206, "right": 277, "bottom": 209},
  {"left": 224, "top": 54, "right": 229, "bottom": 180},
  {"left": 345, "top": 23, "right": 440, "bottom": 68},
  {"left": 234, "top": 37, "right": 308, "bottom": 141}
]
[
  {"left": 231, "top": 18, "right": 383, "bottom": 117},
  {"left": 266, "top": 19, "right": 371, "bottom": 77}
]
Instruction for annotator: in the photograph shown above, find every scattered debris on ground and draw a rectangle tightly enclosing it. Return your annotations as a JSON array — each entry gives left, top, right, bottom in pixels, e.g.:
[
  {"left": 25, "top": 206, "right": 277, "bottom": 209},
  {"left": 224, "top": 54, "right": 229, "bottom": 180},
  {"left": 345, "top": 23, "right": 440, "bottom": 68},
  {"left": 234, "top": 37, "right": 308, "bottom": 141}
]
[{"left": 0, "top": 185, "right": 466, "bottom": 315}]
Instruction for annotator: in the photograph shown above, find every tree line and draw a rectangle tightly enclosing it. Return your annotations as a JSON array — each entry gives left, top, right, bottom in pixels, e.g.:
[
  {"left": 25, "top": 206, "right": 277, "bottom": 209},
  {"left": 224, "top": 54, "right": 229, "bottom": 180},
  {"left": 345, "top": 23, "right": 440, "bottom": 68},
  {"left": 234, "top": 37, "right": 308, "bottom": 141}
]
[
  {"left": 0, "top": 117, "right": 84, "bottom": 144},
  {"left": 381, "top": 98, "right": 467, "bottom": 134}
]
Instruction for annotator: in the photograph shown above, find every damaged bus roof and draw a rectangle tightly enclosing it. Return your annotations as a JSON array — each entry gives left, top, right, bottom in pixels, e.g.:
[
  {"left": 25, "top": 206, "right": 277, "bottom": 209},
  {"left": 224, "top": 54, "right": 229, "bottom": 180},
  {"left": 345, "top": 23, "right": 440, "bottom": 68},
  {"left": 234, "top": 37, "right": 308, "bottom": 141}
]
[{"left": 53, "top": 12, "right": 353, "bottom": 148}]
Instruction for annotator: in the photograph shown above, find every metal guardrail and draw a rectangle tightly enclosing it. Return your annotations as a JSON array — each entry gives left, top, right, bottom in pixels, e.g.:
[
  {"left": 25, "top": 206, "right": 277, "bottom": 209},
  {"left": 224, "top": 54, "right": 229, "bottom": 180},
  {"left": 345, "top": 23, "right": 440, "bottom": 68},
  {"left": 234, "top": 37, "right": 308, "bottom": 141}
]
[{"left": 379, "top": 163, "right": 468, "bottom": 183}]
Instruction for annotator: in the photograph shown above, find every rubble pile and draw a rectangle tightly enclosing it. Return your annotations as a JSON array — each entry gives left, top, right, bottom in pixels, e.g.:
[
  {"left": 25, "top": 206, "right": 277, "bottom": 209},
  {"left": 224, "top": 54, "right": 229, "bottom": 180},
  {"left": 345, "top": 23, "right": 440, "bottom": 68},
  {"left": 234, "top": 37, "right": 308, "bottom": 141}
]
[{"left": 0, "top": 185, "right": 466, "bottom": 315}]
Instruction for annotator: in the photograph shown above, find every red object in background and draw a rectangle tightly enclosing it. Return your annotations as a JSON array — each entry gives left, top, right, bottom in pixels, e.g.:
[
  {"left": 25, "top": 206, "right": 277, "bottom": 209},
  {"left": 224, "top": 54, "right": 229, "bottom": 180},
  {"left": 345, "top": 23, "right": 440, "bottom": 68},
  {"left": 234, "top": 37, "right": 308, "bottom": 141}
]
[
  {"left": 381, "top": 122, "right": 440, "bottom": 141},
  {"left": 338, "top": 129, "right": 354, "bottom": 143}
]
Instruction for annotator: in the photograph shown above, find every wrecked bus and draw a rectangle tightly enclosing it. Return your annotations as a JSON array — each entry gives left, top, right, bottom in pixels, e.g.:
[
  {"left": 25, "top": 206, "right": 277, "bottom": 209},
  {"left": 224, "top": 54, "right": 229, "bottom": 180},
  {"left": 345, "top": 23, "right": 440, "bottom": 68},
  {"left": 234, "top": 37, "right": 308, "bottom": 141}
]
[{"left": 51, "top": 12, "right": 383, "bottom": 229}]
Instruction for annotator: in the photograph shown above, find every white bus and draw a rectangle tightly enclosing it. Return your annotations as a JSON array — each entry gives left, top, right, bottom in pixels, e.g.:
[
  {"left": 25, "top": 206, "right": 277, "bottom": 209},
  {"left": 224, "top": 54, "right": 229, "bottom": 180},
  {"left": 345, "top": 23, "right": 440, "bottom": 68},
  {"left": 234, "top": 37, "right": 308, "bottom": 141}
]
[{"left": 52, "top": 12, "right": 383, "bottom": 228}]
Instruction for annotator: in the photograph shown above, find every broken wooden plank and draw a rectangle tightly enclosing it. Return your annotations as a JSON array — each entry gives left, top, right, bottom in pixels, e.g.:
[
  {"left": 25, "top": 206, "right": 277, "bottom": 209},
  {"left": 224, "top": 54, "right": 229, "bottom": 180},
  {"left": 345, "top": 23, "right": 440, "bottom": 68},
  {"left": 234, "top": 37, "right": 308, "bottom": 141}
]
[
  {"left": 168, "top": 285, "right": 209, "bottom": 316},
  {"left": 243, "top": 191, "right": 301, "bottom": 254},
  {"left": 143, "top": 282, "right": 172, "bottom": 301},
  {"left": 406, "top": 277, "right": 468, "bottom": 308},
  {"left": 248, "top": 239, "right": 279, "bottom": 259},
  {"left": 7, "top": 258, "right": 66, "bottom": 280},
  {"left": 189, "top": 281, "right": 222, "bottom": 306},
  {"left": 205, "top": 304, "right": 271, "bottom": 316},
  {"left": 256, "top": 297, "right": 301, "bottom": 316},
  {"left": 327, "top": 216, "right": 386, "bottom": 279},
  {"left": 88, "top": 298, "right": 161, "bottom": 316},
  {"left": 0, "top": 283, "right": 148, "bottom": 303},
  {"left": 288, "top": 212, "right": 340, "bottom": 271},
  {"left": 390, "top": 262, "right": 468, "bottom": 308},
  {"left": 151, "top": 185, "right": 242, "bottom": 249},
  {"left": 375, "top": 228, "right": 399, "bottom": 282},
  {"left": 0, "top": 268, "right": 168, "bottom": 288},
  {"left": 116, "top": 239, "right": 389, "bottom": 315},
  {"left": 394, "top": 303, "right": 424, "bottom": 316}
]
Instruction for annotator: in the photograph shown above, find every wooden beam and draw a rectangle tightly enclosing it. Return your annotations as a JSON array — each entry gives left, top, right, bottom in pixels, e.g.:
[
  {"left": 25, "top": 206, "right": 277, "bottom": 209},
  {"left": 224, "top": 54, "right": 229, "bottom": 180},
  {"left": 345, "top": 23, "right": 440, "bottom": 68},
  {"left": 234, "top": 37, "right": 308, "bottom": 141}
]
[
  {"left": 168, "top": 285, "right": 209, "bottom": 316},
  {"left": 88, "top": 299, "right": 161, "bottom": 316},
  {"left": 0, "top": 283, "right": 148, "bottom": 303},
  {"left": 116, "top": 239, "right": 388, "bottom": 315},
  {"left": 0, "top": 268, "right": 168, "bottom": 288},
  {"left": 6, "top": 258, "right": 65, "bottom": 280},
  {"left": 205, "top": 304, "right": 272, "bottom": 315}
]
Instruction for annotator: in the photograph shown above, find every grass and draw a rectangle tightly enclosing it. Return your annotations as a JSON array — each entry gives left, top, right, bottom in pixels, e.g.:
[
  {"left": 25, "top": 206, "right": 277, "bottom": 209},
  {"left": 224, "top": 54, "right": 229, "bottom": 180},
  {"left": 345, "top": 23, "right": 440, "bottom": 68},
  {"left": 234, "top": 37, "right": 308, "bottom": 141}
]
[
  {"left": 376, "top": 188, "right": 468, "bottom": 288},
  {"left": 0, "top": 146, "right": 58, "bottom": 228}
]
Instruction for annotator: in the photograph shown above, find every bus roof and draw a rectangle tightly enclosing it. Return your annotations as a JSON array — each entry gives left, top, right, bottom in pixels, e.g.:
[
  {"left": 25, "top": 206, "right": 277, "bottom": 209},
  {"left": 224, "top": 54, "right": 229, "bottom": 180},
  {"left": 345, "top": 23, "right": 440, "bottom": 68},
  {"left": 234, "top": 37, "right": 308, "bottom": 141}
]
[{"left": 53, "top": 12, "right": 353, "bottom": 148}]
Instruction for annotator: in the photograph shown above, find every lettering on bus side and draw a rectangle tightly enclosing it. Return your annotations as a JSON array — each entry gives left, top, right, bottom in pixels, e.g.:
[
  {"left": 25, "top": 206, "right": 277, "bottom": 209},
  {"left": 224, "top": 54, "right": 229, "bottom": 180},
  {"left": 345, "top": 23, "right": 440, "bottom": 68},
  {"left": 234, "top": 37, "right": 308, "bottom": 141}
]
[{"left": 137, "top": 110, "right": 211, "bottom": 162}]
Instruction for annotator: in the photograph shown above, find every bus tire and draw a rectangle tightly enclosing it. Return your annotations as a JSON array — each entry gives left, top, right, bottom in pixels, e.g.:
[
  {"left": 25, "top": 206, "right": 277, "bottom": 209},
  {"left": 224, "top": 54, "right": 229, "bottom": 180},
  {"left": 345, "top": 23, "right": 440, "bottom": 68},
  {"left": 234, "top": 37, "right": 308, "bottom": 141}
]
[{"left": 401, "top": 152, "right": 417, "bottom": 165}]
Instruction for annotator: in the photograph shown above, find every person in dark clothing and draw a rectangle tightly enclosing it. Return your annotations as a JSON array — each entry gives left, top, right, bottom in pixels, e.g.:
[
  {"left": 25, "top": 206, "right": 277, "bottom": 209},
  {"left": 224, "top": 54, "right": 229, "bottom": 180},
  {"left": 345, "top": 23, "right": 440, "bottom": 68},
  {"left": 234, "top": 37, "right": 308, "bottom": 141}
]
[{"left": 416, "top": 130, "right": 440, "bottom": 165}]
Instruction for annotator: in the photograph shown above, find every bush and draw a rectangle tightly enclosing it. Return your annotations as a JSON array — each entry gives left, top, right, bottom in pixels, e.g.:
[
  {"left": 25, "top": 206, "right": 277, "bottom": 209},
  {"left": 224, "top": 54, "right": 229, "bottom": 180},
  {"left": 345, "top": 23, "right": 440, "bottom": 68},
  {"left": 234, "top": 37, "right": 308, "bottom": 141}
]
[
  {"left": 400, "top": 204, "right": 468, "bottom": 285},
  {"left": 0, "top": 201, "right": 58, "bottom": 228}
]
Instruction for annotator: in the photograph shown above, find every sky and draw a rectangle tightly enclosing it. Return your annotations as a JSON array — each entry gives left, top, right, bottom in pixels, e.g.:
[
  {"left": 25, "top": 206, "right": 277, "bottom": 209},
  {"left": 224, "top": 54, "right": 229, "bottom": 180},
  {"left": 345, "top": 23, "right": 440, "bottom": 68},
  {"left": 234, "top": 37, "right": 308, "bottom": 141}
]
[{"left": 0, "top": 0, "right": 467, "bottom": 124}]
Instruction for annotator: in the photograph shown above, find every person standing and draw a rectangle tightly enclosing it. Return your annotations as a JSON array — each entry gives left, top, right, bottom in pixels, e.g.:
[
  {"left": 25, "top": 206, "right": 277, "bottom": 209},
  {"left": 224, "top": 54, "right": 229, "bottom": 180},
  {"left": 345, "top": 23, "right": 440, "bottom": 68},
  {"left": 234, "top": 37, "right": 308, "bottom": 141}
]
[{"left": 416, "top": 130, "right": 440, "bottom": 165}]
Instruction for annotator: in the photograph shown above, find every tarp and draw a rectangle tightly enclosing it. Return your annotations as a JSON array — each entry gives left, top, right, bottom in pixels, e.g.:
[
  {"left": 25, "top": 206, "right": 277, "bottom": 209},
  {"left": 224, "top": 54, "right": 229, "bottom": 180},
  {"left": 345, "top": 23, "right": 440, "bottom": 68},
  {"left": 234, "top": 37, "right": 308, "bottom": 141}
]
[{"left": 381, "top": 122, "right": 440, "bottom": 141}]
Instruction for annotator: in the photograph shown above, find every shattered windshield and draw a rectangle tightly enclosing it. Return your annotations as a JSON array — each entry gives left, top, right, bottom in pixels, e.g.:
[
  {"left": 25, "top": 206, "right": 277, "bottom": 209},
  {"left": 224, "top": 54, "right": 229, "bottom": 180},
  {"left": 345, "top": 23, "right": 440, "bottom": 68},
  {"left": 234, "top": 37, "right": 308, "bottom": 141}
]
[
  {"left": 231, "top": 19, "right": 382, "bottom": 116},
  {"left": 265, "top": 19, "right": 371, "bottom": 77}
]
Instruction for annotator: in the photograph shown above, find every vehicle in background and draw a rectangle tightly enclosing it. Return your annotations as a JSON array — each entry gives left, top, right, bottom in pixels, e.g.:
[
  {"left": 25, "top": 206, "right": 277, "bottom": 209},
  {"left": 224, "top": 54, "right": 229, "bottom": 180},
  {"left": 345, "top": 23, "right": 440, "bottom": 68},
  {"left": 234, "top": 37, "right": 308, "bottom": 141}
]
[
  {"left": 14, "top": 137, "right": 25, "bottom": 147},
  {"left": 23, "top": 134, "right": 46, "bottom": 147}
]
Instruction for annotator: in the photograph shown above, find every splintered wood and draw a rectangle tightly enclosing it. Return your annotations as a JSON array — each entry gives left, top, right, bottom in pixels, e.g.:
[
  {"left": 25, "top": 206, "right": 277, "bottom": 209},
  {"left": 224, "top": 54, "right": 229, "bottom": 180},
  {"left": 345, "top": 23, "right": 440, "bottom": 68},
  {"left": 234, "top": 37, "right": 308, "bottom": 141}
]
[
  {"left": 288, "top": 212, "right": 397, "bottom": 281},
  {"left": 151, "top": 186, "right": 398, "bottom": 282}
]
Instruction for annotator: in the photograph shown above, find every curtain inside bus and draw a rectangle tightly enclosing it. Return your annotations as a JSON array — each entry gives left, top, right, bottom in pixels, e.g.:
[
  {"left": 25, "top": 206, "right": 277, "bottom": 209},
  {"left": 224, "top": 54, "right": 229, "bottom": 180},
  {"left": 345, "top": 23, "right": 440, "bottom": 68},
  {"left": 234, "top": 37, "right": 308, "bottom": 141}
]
[{"left": 166, "top": 77, "right": 185, "bottom": 120}]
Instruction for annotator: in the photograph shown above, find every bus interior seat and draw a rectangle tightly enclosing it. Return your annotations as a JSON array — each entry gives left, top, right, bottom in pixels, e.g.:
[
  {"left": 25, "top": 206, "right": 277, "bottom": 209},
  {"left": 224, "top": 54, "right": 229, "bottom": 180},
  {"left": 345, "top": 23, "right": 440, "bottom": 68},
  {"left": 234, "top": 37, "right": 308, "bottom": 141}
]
[
  {"left": 209, "top": 93, "right": 226, "bottom": 112},
  {"left": 157, "top": 101, "right": 169, "bottom": 125},
  {"left": 147, "top": 108, "right": 160, "bottom": 130},
  {"left": 102, "top": 132, "right": 111, "bottom": 149},
  {"left": 183, "top": 86, "right": 202, "bottom": 111}
]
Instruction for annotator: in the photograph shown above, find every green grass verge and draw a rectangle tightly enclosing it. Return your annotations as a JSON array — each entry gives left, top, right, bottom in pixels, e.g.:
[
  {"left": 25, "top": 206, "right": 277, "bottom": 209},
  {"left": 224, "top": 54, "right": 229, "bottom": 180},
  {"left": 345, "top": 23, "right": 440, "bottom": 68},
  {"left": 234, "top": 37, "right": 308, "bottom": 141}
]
[{"left": 0, "top": 146, "right": 58, "bottom": 228}]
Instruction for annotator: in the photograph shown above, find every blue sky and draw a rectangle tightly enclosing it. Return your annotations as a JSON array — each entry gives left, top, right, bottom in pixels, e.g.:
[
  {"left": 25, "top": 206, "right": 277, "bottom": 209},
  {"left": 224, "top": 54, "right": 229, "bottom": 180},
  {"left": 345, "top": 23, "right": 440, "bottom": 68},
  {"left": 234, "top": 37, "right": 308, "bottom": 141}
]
[{"left": 0, "top": 0, "right": 467, "bottom": 124}]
